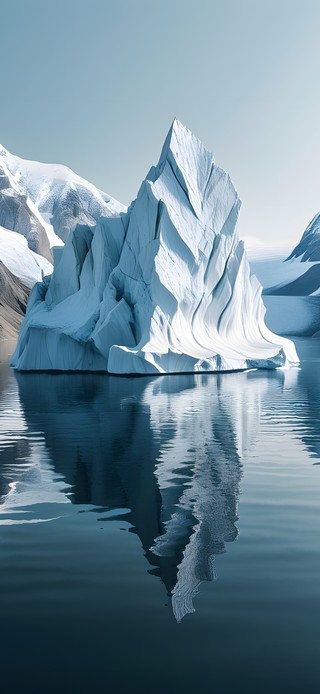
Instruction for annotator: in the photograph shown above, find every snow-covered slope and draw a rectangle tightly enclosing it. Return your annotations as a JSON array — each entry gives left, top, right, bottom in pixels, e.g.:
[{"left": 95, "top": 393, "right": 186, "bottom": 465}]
[
  {"left": 0, "top": 227, "right": 52, "bottom": 289},
  {"left": 0, "top": 159, "right": 52, "bottom": 260},
  {"left": 250, "top": 215, "right": 320, "bottom": 336},
  {"left": 287, "top": 212, "right": 320, "bottom": 262},
  {"left": 0, "top": 144, "right": 126, "bottom": 338},
  {"left": 0, "top": 145, "right": 126, "bottom": 246},
  {"left": 12, "top": 120, "right": 298, "bottom": 373},
  {"left": 260, "top": 213, "right": 320, "bottom": 297},
  {"left": 0, "top": 219, "right": 52, "bottom": 338}
]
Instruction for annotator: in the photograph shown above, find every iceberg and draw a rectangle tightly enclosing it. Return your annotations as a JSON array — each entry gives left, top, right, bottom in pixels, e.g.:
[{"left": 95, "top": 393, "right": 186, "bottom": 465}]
[
  {"left": 12, "top": 120, "right": 298, "bottom": 373},
  {"left": 260, "top": 213, "right": 320, "bottom": 298}
]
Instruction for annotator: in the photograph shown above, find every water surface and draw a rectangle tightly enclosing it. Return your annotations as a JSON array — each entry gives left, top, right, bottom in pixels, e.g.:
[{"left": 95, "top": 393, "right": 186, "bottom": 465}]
[{"left": 1, "top": 339, "right": 320, "bottom": 693}]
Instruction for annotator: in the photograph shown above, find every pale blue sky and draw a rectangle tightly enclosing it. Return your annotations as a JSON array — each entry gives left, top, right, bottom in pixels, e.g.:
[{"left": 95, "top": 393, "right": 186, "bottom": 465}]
[{"left": 2, "top": 0, "right": 320, "bottom": 252}]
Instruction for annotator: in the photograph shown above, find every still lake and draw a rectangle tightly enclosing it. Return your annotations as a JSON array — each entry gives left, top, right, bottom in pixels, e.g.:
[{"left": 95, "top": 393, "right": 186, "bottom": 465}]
[{"left": 0, "top": 339, "right": 320, "bottom": 693}]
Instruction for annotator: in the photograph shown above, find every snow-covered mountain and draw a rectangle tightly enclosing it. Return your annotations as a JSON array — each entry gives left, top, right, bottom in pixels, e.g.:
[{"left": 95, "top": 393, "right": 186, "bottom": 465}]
[
  {"left": 260, "top": 214, "right": 320, "bottom": 297},
  {"left": 0, "top": 159, "right": 52, "bottom": 261},
  {"left": 254, "top": 213, "right": 320, "bottom": 336},
  {"left": 0, "top": 144, "right": 125, "bottom": 338},
  {"left": 0, "top": 227, "right": 52, "bottom": 289},
  {"left": 0, "top": 154, "right": 53, "bottom": 336},
  {"left": 287, "top": 213, "right": 320, "bottom": 262},
  {"left": 12, "top": 119, "right": 297, "bottom": 373},
  {"left": 0, "top": 240, "right": 48, "bottom": 339},
  {"left": 0, "top": 144, "right": 126, "bottom": 247}
]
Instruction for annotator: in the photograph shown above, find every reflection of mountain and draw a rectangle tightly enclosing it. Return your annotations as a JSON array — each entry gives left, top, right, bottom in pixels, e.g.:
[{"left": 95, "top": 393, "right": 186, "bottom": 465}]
[
  {"left": 14, "top": 370, "right": 277, "bottom": 620},
  {"left": 0, "top": 360, "right": 71, "bottom": 519}
]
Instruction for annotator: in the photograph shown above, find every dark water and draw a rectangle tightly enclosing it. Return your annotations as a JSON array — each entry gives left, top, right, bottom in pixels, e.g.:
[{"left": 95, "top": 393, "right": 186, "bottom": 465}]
[{"left": 1, "top": 339, "right": 320, "bottom": 693}]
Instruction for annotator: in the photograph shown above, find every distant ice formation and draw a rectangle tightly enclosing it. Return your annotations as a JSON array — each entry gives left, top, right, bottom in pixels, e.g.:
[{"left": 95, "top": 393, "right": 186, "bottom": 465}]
[
  {"left": 287, "top": 213, "right": 320, "bottom": 263},
  {"left": 263, "top": 213, "right": 320, "bottom": 297},
  {"left": 256, "top": 213, "right": 320, "bottom": 336},
  {"left": 12, "top": 119, "right": 298, "bottom": 372}
]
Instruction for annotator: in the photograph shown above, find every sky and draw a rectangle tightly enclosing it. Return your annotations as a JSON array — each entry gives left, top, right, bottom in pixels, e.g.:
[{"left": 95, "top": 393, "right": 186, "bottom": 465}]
[{"left": 2, "top": 0, "right": 320, "bottom": 255}]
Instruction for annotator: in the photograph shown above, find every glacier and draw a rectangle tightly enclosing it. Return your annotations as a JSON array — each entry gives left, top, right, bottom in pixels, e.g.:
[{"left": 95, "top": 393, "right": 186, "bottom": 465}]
[{"left": 12, "top": 119, "right": 298, "bottom": 374}]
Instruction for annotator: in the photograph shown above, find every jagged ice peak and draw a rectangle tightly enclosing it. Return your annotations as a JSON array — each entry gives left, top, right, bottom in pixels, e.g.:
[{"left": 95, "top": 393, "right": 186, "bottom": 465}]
[{"left": 12, "top": 120, "right": 298, "bottom": 374}]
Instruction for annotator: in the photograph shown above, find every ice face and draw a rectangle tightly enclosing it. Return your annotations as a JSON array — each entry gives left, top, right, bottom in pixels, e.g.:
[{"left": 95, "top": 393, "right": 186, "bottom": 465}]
[{"left": 11, "top": 119, "right": 298, "bottom": 373}]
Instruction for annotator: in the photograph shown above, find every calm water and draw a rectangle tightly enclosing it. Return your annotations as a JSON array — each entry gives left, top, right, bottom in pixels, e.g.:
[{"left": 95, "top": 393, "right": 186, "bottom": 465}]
[{"left": 1, "top": 339, "right": 320, "bottom": 693}]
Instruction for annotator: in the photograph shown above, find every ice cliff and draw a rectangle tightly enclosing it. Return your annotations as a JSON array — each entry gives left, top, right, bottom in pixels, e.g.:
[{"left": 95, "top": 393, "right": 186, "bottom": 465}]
[{"left": 12, "top": 119, "right": 298, "bottom": 373}]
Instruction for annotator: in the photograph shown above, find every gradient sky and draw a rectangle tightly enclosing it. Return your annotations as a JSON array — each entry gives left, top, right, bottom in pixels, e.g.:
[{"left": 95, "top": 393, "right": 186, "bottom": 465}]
[{"left": 2, "top": 0, "right": 320, "bottom": 254}]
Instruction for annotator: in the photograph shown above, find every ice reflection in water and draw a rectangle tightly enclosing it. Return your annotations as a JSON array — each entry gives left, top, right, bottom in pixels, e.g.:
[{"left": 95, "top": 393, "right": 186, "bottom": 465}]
[{"left": 0, "top": 361, "right": 309, "bottom": 620}]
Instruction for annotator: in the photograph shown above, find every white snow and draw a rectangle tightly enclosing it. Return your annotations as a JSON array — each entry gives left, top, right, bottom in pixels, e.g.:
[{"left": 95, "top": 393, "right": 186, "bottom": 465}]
[
  {"left": 0, "top": 157, "right": 53, "bottom": 260},
  {"left": 0, "top": 142, "right": 126, "bottom": 306},
  {"left": 12, "top": 120, "right": 298, "bottom": 373},
  {"left": 0, "top": 144, "right": 126, "bottom": 245},
  {"left": 0, "top": 226, "right": 52, "bottom": 287},
  {"left": 287, "top": 212, "right": 320, "bottom": 262}
]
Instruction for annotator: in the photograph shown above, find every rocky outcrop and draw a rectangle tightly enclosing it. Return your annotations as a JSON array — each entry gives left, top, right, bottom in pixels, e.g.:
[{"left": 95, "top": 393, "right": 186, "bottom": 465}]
[{"left": 0, "top": 261, "right": 29, "bottom": 339}]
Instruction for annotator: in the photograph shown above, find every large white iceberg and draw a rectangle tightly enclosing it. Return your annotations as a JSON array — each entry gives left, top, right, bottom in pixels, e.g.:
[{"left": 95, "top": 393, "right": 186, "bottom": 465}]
[{"left": 12, "top": 120, "right": 298, "bottom": 373}]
